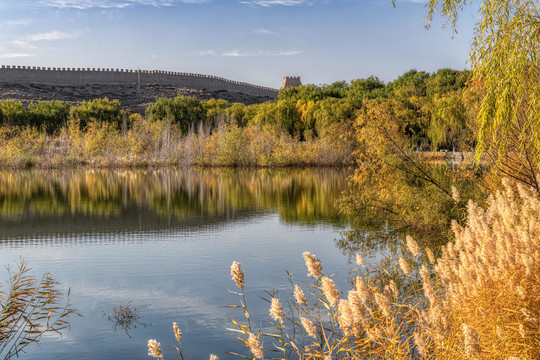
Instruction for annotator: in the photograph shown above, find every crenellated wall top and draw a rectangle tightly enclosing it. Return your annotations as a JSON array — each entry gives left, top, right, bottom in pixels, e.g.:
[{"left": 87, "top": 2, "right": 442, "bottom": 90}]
[{"left": 0, "top": 65, "right": 279, "bottom": 93}]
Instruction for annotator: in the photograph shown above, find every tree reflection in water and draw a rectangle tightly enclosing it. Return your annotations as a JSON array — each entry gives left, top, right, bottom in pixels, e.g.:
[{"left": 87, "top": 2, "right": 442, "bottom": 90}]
[{"left": 0, "top": 167, "right": 350, "bottom": 239}]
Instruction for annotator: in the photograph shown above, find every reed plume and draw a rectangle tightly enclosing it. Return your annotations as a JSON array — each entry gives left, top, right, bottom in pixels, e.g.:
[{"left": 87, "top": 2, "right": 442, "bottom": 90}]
[
  {"left": 406, "top": 235, "right": 420, "bottom": 257},
  {"left": 462, "top": 323, "right": 481, "bottom": 358},
  {"left": 451, "top": 185, "right": 461, "bottom": 203},
  {"left": 173, "top": 322, "right": 182, "bottom": 346},
  {"left": 413, "top": 332, "right": 428, "bottom": 358},
  {"left": 294, "top": 284, "right": 307, "bottom": 306},
  {"left": 425, "top": 247, "right": 435, "bottom": 265},
  {"left": 321, "top": 276, "right": 340, "bottom": 307},
  {"left": 248, "top": 333, "right": 264, "bottom": 359},
  {"left": 348, "top": 290, "right": 368, "bottom": 328},
  {"left": 300, "top": 316, "right": 317, "bottom": 339},
  {"left": 374, "top": 292, "right": 391, "bottom": 318},
  {"left": 302, "top": 251, "right": 323, "bottom": 279},
  {"left": 398, "top": 257, "right": 411, "bottom": 276},
  {"left": 230, "top": 261, "right": 244, "bottom": 289},
  {"left": 355, "top": 254, "right": 365, "bottom": 267},
  {"left": 147, "top": 339, "right": 163, "bottom": 360},
  {"left": 337, "top": 299, "right": 354, "bottom": 334},
  {"left": 355, "top": 275, "right": 373, "bottom": 303},
  {"left": 269, "top": 297, "right": 285, "bottom": 325}
]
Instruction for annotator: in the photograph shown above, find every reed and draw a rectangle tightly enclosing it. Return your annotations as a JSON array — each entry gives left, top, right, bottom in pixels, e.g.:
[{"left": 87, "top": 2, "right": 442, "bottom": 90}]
[
  {"left": 147, "top": 180, "right": 538, "bottom": 359},
  {"left": 0, "top": 261, "right": 77, "bottom": 359},
  {"left": 0, "top": 118, "right": 353, "bottom": 168}
]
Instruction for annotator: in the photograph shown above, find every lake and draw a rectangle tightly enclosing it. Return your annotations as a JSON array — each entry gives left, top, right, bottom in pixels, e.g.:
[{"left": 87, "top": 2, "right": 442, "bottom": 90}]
[{"left": 0, "top": 167, "right": 359, "bottom": 360}]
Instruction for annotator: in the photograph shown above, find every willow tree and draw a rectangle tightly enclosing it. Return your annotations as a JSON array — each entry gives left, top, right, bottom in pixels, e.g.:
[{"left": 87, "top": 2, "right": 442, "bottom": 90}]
[{"left": 421, "top": 0, "right": 540, "bottom": 191}]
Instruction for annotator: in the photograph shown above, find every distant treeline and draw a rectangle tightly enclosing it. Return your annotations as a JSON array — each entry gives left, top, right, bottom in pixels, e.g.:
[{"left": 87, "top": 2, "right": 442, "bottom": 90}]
[{"left": 0, "top": 68, "right": 473, "bottom": 152}]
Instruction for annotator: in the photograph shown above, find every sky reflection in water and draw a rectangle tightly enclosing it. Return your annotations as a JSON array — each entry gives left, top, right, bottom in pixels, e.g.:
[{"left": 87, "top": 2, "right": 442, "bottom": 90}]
[{"left": 0, "top": 168, "right": 355, "bottom": 360}]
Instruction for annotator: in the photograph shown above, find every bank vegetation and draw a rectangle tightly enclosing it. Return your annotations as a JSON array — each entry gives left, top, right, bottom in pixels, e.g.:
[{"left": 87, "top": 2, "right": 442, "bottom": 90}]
[{"left": 0, "top": 68, "right": 472, "bottom": 169}]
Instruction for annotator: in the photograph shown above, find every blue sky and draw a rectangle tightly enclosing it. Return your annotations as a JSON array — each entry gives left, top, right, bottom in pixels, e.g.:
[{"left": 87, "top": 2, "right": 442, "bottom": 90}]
[{"left": 0, "top": 0, "right": 478, "bottom": 88}]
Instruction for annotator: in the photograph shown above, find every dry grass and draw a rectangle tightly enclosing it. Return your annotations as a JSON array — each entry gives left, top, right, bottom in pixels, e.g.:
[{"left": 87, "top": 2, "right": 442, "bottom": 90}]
[
  {"left": 0, "top": 118, "right": 353, "bottom": 168},
  {"left": 148, "top": 180, "right": 538, "bottom": 359},
  {"left": 0, "top": 261, "right": 77, "bottom": 359}
]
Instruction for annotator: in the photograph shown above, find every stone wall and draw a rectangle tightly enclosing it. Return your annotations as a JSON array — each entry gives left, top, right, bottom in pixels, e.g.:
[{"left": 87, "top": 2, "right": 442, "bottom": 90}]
[{"left": 0, "top": 65, "right": 279, "bottom": 98}]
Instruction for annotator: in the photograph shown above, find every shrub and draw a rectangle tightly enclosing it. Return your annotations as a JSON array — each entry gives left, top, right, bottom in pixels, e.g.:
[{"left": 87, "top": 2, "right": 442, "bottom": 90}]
[
  {"left": 0, "top": 101, "right": 27, "bottom": 127},
  {"left": 70, "top": 98, "right": 122, "bottom": 128},
  {"left": 28, "top": 100, "right": 70, "bottom": 133},
  {"left": 146, "top": 96, "right": 206, "bottom": 135}
]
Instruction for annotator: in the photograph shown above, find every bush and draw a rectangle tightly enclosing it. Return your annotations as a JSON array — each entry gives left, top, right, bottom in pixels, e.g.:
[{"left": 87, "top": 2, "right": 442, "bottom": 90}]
[
  {"left": 0, "top": 101, "right": 27, "bottom": 127},
  {"left": 146, "top": 96, "right": 206, "bottom": 134},
  {"left": 28, "top": 100, "right": 70, "bottom": 133},
  {"left": 70, "top": 98, "right": 122, "bottom": 128}
]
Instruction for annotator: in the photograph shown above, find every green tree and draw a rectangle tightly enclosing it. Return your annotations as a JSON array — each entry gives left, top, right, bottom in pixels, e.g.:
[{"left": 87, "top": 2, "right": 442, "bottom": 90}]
[
  {"left": 203, "top": 98, "right": 230, "bottom": 125},
  {"left": 347, "top": 76, "right": 386, "bottom": 107},
  {"left": 28, "top": 100, "right": 70, "bottom": 133},
  {"left": 425, "top": 68, "right": 469, "bottom": 97},
  {"left": 339, "top": 97, "right": 479, "bottom": 242},
  {"left": 0, "top": 101, "right": 27, "bottom": 127},
  {"left": 146, "top": 96, "right": 206, "bottom": 134},
  {"left": 274, "top": 99, "right": 302, "bottom": 138},
  {"left": 423, "top": 89, "right": 473, "bottom": 151},
  {"left": 70, "top": 98, "right": 122, "bottom": 128},
  {"left": 424, "top": 0, "right": 540, "bottom": 191},
  {"left": 224, "top": 102, "right": 248, "bottom": 126},
  {"left": 278, "top": 82, "right": 348, "bottom": 102},
  {"left": 387, "top": 69, "right": 430, "bottom": 98}
]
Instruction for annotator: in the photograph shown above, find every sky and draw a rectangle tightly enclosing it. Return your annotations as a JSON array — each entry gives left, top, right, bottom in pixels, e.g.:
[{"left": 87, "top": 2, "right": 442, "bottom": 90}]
[{"left": 0, "top": 0, "right": 479, "bottom": 88}]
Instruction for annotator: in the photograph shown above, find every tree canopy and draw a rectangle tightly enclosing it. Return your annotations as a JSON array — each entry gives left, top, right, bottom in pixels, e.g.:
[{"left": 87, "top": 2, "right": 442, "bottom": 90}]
[{"left": 424, "top": 0, "right": 540, "bottom": 190}]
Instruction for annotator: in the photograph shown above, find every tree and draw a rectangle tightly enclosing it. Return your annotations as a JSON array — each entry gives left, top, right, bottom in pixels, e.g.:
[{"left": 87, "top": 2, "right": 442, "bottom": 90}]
[
  {"left": 0, "top": 101, "right": 27, "bottom": 127},
  {"left": 422, "top": 0, "right": 540, "bottom": 191},
  {"left": 28, "top": 100, "right": 70, "bottom": 133},
  {"left": 146, "top": 96, "right": 206, "bottom": 134},
  {"left": 70, "top": 98, "right": 122, "bottom": 129},
  {"left": 387, "top": 69, "right": 430, "bottom": 98},
  {"left": 339, "top": 98, "right": 472, "bottom": 240}
]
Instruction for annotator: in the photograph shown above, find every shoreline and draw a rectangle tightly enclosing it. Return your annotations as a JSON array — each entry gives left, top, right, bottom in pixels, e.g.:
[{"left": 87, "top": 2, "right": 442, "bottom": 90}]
[{"left": 0, "top": 161, "right": 354, "bottom": 170}]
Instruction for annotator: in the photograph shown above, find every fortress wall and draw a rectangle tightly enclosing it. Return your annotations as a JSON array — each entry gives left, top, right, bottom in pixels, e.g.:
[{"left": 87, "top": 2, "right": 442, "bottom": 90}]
[{"left": 0, "top": 66, "right": 278, "bottom": 98}]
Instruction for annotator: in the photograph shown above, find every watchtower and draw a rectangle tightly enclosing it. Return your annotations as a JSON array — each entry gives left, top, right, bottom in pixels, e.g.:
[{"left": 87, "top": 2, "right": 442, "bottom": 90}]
[{"left": 281, "top": 76, "right": 302, "bottom": 89}]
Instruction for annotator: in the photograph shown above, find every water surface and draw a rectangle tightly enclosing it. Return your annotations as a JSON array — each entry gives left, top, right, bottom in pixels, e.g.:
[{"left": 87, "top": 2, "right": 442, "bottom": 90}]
[{"left": 0, "top": 167, "right": 355, "bottom": 360}]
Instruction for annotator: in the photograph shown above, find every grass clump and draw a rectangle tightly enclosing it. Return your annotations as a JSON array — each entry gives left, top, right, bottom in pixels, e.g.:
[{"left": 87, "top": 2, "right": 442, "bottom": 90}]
[{"left": 0, "top": 261, "right": 77, "bottom": 359}]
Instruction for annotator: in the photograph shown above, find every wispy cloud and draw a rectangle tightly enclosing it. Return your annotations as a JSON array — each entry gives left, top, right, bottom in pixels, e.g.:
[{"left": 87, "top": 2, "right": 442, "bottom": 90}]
[
  {"left": 5, "top": 30, "right": 78, "bottom": 57},
  {"left": 11, "top": 40, "right": 38, "bottom": 49},
  {"left": 222, "top": 50, "right": 246, "bottom": 57},
  {"left": 240, "top": 0, "right": 310, "bottom": 7},
  {"left": 25, "top": 30, "right": 80, "bottom": 42},
  {"left": 0, "top": 53, "right": 36, "bottom": 59},
  {"left": 272, "top": 50, "right": 302, "bottom": 56},
  {"left": 43, "top": 0, "right": 206, "bottom": 9},
  {"left": 6, "top": 19, "right": 33, "bottom": 26},
  {"left": 189, "top": 50, "right": 217, "bottom": 56},
  {"left": 222, "top": 49, "right": 302, "bottom": 57},
  {"left": 189, "top": 49, "right": 301, "bottom": 57},
  {"left": 253, "top": 28, "right": 279, "bottom": 35}
]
